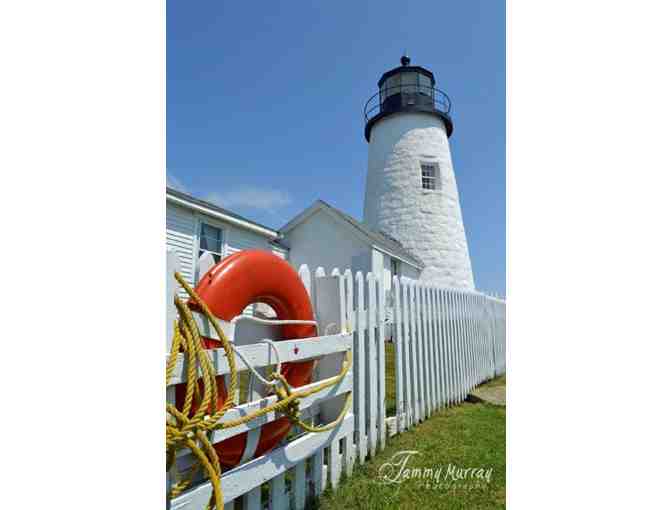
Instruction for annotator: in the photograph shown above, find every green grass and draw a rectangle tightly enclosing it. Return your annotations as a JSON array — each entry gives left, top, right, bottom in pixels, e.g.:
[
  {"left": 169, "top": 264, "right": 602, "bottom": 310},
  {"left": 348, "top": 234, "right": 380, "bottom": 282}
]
[
  {"left": 477, "top": 374, "right": 506, "bottom": 390},
  {"left": 314, "top": 342, "right": 506, "bottom": 509},
  {"left": 315, "top": 402, "right": 506, "bottom": 509}
]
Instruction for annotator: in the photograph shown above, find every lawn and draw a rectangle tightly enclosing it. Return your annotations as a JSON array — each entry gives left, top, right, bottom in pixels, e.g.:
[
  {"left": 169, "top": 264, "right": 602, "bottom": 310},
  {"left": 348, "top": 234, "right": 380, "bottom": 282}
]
[{"left": 314, "top": 343, "right": 506, "bottom": 510}]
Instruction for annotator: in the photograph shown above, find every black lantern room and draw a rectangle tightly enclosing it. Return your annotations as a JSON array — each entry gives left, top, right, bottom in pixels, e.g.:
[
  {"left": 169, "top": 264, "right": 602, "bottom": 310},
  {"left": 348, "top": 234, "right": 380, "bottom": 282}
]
[{"left": 364, "top": 55, "right": 453, "bottom": 142}]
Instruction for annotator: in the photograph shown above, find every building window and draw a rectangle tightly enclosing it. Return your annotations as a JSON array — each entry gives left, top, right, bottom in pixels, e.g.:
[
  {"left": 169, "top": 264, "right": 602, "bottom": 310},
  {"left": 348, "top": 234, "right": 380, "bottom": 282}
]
[
  {"left": 199, "top": 223, "right": 223, "bottom": 263},
  {"left": 391, "top": 258, "right": 399, "bottom": 277},
  {"left": 421, "top": 163, "right": 440, "bottom": 190}
]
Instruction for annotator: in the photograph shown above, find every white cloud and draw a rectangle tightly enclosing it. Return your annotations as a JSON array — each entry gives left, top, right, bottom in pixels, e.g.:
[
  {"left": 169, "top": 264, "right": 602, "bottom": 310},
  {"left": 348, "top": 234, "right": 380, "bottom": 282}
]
[
  {"left": 205, "top": 187, "right": 292, "bottom": 212},
  {"left": 167, "top": 173, "right": 187, "bottom": 192}
]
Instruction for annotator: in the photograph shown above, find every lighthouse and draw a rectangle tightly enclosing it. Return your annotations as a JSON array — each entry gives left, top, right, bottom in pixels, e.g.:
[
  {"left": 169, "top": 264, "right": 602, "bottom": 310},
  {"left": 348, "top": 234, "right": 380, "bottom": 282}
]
[{"left": 363, "top": 55, "right": 475, "bottom": 289}]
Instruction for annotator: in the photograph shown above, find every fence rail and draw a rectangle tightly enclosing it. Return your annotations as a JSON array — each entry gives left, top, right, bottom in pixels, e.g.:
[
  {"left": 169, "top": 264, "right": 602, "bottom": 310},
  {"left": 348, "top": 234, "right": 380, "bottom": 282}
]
[{"left": 166, "top": 250, "right": 506, "bottom": 510}]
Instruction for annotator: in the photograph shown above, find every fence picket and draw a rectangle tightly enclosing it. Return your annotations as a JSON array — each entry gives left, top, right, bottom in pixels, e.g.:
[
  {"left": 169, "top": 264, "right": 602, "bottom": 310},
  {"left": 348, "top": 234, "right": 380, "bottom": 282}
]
[
  {"left": 242, "top": 486, "right": 261, "bottom": 510},
  {"left": 354, "top": 271, "right": 367, "bottom": 463},
  {"left": 310, "top": 447, "right": 324, "bottom": 500},
  {"left": 376, "top": 276, "right": 386, "bottom": 449},
  {"left": 329, "top": 439, "right": 341, "bottom": 490},
  {"left": 437, "top": 287, "right": 448, "bottom": 408},
  {"left": 444, "top": 289, "right": 455, "bottom": 405},
  {"left": 438, "top": 288, "right": 449, "bottom": 407},
  {"left": 475, "top": 295, "right": 481, "bottom": 385},
  {"left": 411, "top": 283, "right": 424, "bottom": 421},
  {"left": 427, "top": 286, "right": 437, "bottom": 412},
  {"left": 270, "top": 473, "right": 287, "bottom": 510},
  {"left": 292, "top": 461, "right": 306, "bottom": 510},
  {"left": 366, "top": 272, "right": 378, "bottom": 456},
  {"left": 392, "top": 276, "right": 404, "bottom": 432},
  {"left": 422, "top": 285, "right": 434, "bottom": 416},
  {"left": 402, "top": 281, "right": 413, "bottom": 428},
  {"left": 458, "top": 291, "right": 468, "bottom": 400},
  {"left": 428, "top": 286, "right": 439, "bottom": 409},
  {"left": 445, "top": 290, "right": 454, "bottom": 404},
  {"left": 475, "top": 295, "right": 482, "bottom": 384},
  {"left": 467, "top": 293, "right": 476, "bottom": 391},
  {"left": 343, "top": 269, "right": 356, "bottom": 476}
]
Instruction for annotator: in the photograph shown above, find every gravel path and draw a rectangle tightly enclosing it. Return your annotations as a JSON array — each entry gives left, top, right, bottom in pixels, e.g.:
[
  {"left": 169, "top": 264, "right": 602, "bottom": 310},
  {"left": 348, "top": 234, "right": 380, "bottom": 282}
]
[{"left": 468, "top": 385, "right": 506, "bottom": 406}]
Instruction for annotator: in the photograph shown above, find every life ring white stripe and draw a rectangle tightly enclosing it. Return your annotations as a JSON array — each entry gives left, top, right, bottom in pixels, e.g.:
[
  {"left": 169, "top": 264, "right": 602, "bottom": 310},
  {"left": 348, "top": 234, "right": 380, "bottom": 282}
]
[{"left": 240, "top": 428, "right": 261, "bottom": 464}]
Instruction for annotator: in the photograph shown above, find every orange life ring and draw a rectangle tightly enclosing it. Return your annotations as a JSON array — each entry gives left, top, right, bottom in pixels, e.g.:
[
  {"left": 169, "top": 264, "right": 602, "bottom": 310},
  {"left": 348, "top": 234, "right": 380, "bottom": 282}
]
[{"left": 174, "top": 249, "right": 317, "bottom": 469}]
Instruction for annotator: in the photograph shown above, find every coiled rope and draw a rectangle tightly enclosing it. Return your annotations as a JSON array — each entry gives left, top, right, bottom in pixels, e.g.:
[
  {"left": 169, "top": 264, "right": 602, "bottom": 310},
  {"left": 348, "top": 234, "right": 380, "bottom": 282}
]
[{"left": 166, "top": 272, "right": 352, "bottom": 510}]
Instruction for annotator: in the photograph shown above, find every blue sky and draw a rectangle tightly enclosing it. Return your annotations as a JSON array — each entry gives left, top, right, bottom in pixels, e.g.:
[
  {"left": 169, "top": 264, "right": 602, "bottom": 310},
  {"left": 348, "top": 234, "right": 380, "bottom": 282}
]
[{"left": 167, "top": 0, "right": 505, "bottom": 294}]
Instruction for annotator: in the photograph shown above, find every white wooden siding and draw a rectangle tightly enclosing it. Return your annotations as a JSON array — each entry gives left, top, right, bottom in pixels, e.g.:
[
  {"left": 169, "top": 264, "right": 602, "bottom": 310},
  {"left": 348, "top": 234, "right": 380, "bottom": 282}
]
[
  {"left": 225, "top": 226, "right": 270, "bottom": 255},
  {"left": 166, "top": 203, "right": 197, "bottom": 298},
  {"left": 167, "top": 198, "right": 284, "bottom": 297}
]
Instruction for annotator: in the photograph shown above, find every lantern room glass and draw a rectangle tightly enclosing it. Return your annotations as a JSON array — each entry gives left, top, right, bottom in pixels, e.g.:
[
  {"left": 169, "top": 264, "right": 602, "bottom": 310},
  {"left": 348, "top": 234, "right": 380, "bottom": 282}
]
[
  {"left": 380, "top": 71, "right": 435, "bottom": 103},
  {"left": 400, "top": 71, "right": 418, "bottom": 94}
]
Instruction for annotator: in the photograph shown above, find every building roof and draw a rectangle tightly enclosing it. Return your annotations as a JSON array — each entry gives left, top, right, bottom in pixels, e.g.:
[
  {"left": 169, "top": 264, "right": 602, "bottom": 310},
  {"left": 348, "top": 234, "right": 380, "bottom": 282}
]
[
  {"left": 280, "top": 200, "right": 425, "bottom": 269},
  {"left": 166, "top": 187, "right": 279, "bottom": 239}
]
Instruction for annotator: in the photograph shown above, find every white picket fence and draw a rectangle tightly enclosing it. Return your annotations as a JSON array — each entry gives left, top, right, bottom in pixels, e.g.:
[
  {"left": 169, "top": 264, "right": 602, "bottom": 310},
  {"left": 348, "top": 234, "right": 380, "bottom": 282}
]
[{"left": 166, "top": 250, "right": 506, "bottom": 510}]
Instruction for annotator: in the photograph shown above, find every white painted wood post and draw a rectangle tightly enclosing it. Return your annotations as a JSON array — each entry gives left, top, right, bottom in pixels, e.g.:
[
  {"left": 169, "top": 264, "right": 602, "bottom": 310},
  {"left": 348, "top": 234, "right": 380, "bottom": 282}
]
[
  {"left": 445, "top": 289, "right": 456, "bottom": 405},
  {"left": 467, "top": 293, "right": 476, "bottom": 391},
  {"left": 270, "top": 472, "right": 287, "bottom": 510},
  {"left": 292, "top": 461, "right": 306, "bottom": 510},
  {"left": 343, "top": 269, "right": 356, "bottom": 477},
  {"left": 474, "top": 294, "right": 480, "bottom": 385},
  {"left": 476, "top": 294, "right": 483, "bottom": 384},
  {"left": 458, "top": 291, "right": 468, "bottom": 400},
  {"left": 437, "top": 287, "right": 448, "bottom": 408},
  {"left": 242, "top": 486, "right": 261, "bottom": 510},
  {"left": 392, "top": 276, "right": 404, "bottom": 432},
  {"left": 315, "top": 267, "right": 346, "bottom": 490},
  {"left": 430, "top": 287, "right": 439, "bottom": 411},
  {"left": 446, "top": 290, "right": 455, "bottom": 404},
  {"left": 366, "top": 272, "right": 378, "bottom": 456},
  {"left": 376, "top": 275, "right": 386, "bottom": 449},
  {"left": 421, "top": 285, "right": 433, "bottom": 416},
  {"left": 329, "top": 438, "right": 341, "bottom": 491},
  {"left": 429, "top": 286, "right": 440, "bottom": 409},
  {"left": 354, "top": 271, "right": 367, "bottom": 463},
  {"left": 438, "top": 288, "right": 449, "bottom": 408},
  {"left": 428, "top": 287, "right": 436, "bottom": 408},
  {"left": 310, "top": 447, "right": 324, "bottom": 500},
  {"left": 401, "top": 281, "right": 413, "bottom": 428},
  {"left": 489, "top": 298, "right": 496, "bottom": 379},
  {"left": 421, "top": 283, "right": 430, "bottom": 419},
  {"left": 411, "top": 282, "right": 425, "bottom": 421}
]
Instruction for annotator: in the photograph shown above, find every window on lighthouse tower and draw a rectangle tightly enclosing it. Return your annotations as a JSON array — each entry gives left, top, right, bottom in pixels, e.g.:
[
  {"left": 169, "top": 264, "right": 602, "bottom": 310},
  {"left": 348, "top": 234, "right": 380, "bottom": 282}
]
[{"left": 421, "top": 163, "right": 440, "bottom": 190}]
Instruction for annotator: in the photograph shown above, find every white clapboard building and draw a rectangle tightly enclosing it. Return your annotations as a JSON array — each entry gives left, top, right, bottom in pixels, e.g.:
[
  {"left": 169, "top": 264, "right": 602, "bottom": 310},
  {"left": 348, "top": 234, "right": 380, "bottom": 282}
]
[
  {"left": 166, "top": 189, "right": 421, "bottom": 301},
  {"left": 166, "top": 187, "right": 288, "bottom": 299},
  {"left": 280, "top": 200, "right": 423, "bottom": 298}
]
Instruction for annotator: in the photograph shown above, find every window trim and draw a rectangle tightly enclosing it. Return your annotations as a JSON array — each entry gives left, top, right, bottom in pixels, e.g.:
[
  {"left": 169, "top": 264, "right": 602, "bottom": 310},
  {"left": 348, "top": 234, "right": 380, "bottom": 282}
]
[
  {"left": 198, "top": 221, "right": 225, "bottom": 263},
  {"left": 420, "top": 162, "right": 441, "bottom": 191},
  {"left": 391, "top": 258, "right": 400, "bottom": 277}
]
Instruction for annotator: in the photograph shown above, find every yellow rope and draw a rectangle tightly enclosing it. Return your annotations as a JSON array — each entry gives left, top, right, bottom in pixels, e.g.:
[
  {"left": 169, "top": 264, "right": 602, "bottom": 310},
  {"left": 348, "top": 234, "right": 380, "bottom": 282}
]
[{"left": 166, "top": 272, "right": 352, "bottom": 510}]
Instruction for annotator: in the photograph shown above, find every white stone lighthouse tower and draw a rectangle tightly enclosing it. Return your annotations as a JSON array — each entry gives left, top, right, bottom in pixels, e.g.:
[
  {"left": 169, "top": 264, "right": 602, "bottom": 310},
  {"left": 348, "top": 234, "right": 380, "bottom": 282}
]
[{"left": 363, "top": 55, "right": 475, "bottom": 289}]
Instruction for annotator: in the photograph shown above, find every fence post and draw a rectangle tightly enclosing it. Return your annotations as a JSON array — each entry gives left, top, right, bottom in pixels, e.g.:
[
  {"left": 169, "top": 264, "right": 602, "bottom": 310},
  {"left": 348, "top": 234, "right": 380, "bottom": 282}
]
[{"left": 314, "top": 268, "right": 346, "bottom": 489}]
